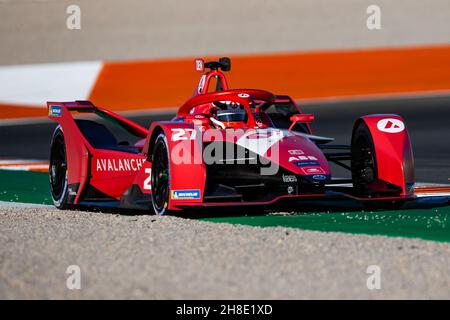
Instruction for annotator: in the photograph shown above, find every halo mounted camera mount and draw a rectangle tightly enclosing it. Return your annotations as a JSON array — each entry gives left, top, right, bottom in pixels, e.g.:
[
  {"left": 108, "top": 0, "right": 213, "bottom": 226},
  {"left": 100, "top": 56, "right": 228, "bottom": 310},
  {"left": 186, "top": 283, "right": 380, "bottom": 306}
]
[{"left": 195, "top": 57, "right": 231, "bottom": 72}]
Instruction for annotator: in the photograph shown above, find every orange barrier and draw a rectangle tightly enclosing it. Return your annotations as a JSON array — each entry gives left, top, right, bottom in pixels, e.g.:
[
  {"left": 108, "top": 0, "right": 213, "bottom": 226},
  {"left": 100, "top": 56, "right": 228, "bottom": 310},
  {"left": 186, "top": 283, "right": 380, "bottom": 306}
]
[
  {"left": 0, "top": 159, "right": 48, "bottom": 172},
  {"left": 90, "top": 45, "right": 450, "bottom": 111},
  {"left": 0, "top": 104, "right": 47, "bottom": 119},
  {"left": 2, "top": 45, "right": 450, "bottom": 120},
  {"left": 414, "top": 186, "right": 450, "bottom": 194}
]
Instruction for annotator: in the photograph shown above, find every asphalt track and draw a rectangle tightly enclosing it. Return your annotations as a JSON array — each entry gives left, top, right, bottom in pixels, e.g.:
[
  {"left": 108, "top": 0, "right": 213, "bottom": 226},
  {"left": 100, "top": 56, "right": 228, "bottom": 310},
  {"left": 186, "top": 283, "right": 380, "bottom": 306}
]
[
  {"left": 1, "top": 95, "right": 449, "bottom": 183},
  {"left": 1, "top": 204, "right": 449, "bottom": 299}
]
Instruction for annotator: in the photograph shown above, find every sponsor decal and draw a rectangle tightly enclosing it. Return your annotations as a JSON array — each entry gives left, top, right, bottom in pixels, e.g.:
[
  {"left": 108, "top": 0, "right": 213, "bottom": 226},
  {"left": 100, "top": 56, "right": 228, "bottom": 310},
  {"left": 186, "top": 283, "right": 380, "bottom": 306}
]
[
  {"left": 143, "top": 168, "right": 152, "bottom": 190},
  {"left": 68, "top": 187, "right": 77, "bottom": 196},
  {"left": 96, "top": 158, "right": 145, "bottom": 172},
  {"left": 197, "top": 75, "right": 206, "bottom": 94},
  {"left": 377, "top": 118, "right": 405, "bottom": 133},
  {"left": 282, "top": 174, "right": 297, "bottom": 183},
  {"left": 289, "top": 155, "right": 318, "bottom": 162},
  {"left": 237, "top": 93, "right": 250, "bottom": 98},
  {"left": 171, "top": 189, "right": 201, "bottom": 200},
  {"left": 217, "top": 100, "right": 241, "bottom": 108},
  {"left": 288, "top": 149, "right": 304, "bottom": 155},
  {"left": 302, "top": 167, "right": 326, "bottom": 175},
  {"left": 312, "top": 174, "right": 327, "bottom": 181},
  {"left": 295, "top": 161, "right": 320, "bottom": 167},
  {"left": 49, "top": 105, "right": 62, "bottom": 117}
]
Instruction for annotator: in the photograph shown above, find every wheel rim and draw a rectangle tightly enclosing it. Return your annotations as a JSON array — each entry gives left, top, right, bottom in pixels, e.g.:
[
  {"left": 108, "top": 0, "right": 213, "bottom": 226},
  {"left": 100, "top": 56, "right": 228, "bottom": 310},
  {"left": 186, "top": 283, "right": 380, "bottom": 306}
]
[
  {"left": 49, "top": 134, "right": 67, "bottom": 200},
  {"left": 352, "top": 134, "right": 376, "bottom": 192},
  {"left": 151, "top": 140, "right": 169, "bottom": 212}
]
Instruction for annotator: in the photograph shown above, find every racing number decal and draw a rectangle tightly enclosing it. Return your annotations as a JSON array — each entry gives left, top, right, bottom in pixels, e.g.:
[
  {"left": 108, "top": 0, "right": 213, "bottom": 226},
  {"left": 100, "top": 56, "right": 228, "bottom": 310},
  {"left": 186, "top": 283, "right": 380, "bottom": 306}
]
[
  {"left": 143, "top": 168, "right": 152, "bottom": 190},
  {"left": 171, "top": 128, "right": 197, "bottom": 141}
]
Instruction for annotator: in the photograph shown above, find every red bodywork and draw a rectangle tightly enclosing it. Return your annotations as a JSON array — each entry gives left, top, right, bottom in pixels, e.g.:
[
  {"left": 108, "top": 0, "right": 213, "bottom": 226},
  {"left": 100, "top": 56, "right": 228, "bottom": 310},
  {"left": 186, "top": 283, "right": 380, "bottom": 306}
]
[{"left": 47, "top": 60, "right": 415, "bottom": 213}]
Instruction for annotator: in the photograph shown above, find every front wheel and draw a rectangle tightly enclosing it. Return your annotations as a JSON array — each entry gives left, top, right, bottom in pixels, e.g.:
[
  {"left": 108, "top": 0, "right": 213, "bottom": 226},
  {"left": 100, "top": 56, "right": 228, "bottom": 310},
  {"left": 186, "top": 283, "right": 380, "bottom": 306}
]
[
  {"left": 151, "top": 134, "right": 171, "bottom": 215},
  {"left": 351, "top": 121, "right": 378, "bottom": 196}
]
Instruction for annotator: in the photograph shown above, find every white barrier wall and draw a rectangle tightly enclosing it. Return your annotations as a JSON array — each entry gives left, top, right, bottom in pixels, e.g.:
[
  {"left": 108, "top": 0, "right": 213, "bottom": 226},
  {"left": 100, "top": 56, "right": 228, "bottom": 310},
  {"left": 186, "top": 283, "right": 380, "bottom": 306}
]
[{"left": 0, "top": 0, "right": 449, "bottom": 65}]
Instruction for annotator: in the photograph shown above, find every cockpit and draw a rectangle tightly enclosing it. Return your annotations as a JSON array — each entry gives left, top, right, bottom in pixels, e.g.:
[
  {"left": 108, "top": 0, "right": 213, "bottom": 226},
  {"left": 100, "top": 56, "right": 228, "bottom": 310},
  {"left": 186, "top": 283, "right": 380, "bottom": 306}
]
[{"left": 174, "top": 58, "right": 312, "bottom": 134}]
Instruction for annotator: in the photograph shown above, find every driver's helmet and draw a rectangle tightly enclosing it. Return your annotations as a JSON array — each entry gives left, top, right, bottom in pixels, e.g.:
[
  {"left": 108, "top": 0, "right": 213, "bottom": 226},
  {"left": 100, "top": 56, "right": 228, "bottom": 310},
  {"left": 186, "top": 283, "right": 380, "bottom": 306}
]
[{"left": 211, "top": 101, "right": 247, "bottom": 128}]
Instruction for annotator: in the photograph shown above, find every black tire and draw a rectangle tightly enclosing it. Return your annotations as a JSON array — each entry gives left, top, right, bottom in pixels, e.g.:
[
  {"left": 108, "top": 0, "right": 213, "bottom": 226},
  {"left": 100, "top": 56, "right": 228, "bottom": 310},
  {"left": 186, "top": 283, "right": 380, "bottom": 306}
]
[
  {"left": 151, "top": 134, "right": 171, "bottom": 215},
  {"left": 351, "top": 121, "right": 378, "bottom": 196},
  {"left": 49, "top": 127, "right": 69, "bottom": 209}
]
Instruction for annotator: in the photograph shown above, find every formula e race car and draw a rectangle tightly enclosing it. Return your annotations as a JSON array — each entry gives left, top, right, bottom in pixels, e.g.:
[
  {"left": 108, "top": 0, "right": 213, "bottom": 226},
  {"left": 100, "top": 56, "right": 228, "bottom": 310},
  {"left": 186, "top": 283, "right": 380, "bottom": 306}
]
[{"left": 47, "top": 57, "right": 415, "bottom": 214}]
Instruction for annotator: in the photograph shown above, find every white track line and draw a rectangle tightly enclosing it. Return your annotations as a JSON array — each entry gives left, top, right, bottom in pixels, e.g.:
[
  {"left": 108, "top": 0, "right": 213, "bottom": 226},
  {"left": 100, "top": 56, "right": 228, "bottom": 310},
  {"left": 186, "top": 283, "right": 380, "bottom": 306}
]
[{"left": 0, "top": 201, "right": 53, "bottom": 209}]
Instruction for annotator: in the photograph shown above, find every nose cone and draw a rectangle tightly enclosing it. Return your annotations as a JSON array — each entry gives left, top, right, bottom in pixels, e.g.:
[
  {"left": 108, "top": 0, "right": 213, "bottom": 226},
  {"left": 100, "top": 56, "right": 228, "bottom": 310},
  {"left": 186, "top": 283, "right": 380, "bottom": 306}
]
[
  {"left": 234, "top": 129, "right": 331, "bottom": 181},
  {"left": 267, "top": 133, "right": 331, "bottom": 180}
]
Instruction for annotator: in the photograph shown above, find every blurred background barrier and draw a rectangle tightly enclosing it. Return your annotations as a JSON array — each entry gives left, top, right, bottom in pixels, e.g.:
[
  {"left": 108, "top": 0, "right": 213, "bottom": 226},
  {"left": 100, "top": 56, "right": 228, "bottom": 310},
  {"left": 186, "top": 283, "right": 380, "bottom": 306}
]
[
  {"left": 2, "top": 46, "right": 450, "bottom": 120},
  {"left": 2, "top": 0, "right": 450, "bottom": 64}
]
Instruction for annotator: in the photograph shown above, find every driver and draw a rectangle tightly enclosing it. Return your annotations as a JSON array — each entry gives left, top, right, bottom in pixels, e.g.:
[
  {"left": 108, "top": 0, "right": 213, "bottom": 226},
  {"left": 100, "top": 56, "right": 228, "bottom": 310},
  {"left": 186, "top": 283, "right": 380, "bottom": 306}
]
[{"left": 209, "top": 100, "right": 247, "bottom": 129}]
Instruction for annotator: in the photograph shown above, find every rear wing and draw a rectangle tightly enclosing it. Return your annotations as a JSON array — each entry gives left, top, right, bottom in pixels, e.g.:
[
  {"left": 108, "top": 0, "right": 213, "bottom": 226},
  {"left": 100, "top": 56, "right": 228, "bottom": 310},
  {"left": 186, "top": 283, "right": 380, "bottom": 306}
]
[
  {"left": 46, "top": 100, "right": 149, "bottom": 204},
  {"left": 47, "top": 100, "right": 148, "bottom": 138}
]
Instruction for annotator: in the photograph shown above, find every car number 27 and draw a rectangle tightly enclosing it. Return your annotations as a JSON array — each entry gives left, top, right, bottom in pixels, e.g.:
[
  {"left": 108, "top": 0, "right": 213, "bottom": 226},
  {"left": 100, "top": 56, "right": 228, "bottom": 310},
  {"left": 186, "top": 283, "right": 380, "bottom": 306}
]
[
  {"left": 171, "top": 128, "right": 196, "bottom": 141},
  {"left": 143, "top": 168, "right": 152, "bottom": 190}
]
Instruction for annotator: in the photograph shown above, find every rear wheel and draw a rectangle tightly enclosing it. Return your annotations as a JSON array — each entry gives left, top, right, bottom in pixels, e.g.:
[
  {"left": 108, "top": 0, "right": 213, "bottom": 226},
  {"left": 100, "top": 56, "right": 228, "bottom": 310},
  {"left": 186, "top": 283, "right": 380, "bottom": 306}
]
[
  {"left": 49, "top": 127, "right": 69, "bottom": 209},
  {"left": 151, "top": 134, "right": 171, "bottom": 215}
]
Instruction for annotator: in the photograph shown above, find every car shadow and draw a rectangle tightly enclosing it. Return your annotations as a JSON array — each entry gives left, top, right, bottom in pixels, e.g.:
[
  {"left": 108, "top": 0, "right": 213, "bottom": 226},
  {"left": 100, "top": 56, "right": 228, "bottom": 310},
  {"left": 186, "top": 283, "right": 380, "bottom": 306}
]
[{"left": 70, "top": 197, "right": 450, "bottom": 219}]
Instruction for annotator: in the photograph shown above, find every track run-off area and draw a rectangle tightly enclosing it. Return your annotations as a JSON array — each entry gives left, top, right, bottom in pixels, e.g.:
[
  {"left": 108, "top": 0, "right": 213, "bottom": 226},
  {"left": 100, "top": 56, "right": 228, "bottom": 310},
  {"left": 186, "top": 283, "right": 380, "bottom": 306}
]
[{"left": 1, "top": 169, "right": 449, "bottom": 299}]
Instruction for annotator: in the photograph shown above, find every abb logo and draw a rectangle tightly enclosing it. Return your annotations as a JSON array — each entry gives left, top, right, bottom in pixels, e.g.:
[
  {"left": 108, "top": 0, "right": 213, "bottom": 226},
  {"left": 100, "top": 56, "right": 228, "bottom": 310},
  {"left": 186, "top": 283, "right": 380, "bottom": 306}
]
[{"left": 289, "top": 155, "right": 318, "bottom": 162}]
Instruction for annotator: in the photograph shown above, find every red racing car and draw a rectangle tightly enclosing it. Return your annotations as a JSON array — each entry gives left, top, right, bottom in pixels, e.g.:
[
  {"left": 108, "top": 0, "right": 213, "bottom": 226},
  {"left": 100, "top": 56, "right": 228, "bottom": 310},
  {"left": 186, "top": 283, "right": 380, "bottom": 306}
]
[{"left": 47, "top": 57, "right": 415, "bottom": 214}]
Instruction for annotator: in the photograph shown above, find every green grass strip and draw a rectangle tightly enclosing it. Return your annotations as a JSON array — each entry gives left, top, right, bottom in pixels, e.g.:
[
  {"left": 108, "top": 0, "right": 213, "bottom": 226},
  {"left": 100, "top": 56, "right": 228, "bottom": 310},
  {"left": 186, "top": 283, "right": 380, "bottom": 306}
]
[
  {"left": 0, "top": 170, "right": 52, "bottom": 205},
  {"left": 203, "top": 206, "right": 450, "bottom": 242},
  {"left": 1, "top": 169, "right": 449, "bottom": 242}
]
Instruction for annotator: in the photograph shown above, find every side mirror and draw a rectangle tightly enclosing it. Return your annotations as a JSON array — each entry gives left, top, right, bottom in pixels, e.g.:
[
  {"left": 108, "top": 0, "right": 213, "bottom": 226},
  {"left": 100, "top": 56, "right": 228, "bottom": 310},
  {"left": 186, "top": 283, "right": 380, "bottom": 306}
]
[
  {"left": 290, "top": 114, "right": 314, "bottom": 123},
  {"left": 289, "top": 114, "right": 314, "bottom": 130}
]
